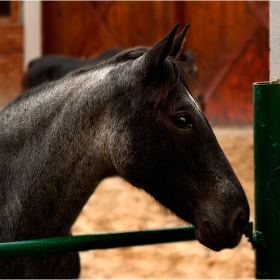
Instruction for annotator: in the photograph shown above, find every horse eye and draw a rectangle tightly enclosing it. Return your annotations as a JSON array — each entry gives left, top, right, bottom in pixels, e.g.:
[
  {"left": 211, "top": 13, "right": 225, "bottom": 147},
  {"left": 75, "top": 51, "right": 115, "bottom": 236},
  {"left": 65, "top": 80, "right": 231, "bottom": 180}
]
[{"left": 171, "top": 114, "right": 193, "bottom": 129}]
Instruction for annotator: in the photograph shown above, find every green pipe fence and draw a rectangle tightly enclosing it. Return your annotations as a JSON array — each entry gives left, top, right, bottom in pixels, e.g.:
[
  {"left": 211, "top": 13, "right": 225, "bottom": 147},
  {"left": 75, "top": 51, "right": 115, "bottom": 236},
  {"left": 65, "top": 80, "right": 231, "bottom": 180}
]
[
  {"left": 0, "top": 223, "right": 254, "bottom": 260},
  {"left": 254, "top": 81, "right": 280, "bottom": 279},
  {"left": 0, "top": 226, "right": 196, "bottom": 259}
]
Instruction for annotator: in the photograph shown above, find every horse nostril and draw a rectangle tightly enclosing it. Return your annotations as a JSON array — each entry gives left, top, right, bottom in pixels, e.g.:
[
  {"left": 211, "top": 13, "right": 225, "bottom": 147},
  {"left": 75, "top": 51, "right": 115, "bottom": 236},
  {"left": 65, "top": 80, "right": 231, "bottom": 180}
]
[{"left": 234, "top": 213, "right": 247, "bottom": 233}]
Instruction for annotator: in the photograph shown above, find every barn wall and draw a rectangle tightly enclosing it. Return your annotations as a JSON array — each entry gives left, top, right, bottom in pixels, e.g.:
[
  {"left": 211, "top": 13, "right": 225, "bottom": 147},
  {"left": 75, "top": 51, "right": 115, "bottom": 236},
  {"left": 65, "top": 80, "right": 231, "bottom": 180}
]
[
  {"left": 23, "top": 1, "right": 42, "bottom": 69},
  {"left": 42, "top": 1, "right": 179, "bottom": 57},
  {"left": 270, "top": 1, "right": 280, "bottom": 80},
  {"left": 181, "top": 1, "right": 269, "bottom": 124},
  {"left": 41, "top": 1, "right": 269, "bottom": 125},
  {"left": 0, "top": 1, "right": 23, "bottom": 108}
]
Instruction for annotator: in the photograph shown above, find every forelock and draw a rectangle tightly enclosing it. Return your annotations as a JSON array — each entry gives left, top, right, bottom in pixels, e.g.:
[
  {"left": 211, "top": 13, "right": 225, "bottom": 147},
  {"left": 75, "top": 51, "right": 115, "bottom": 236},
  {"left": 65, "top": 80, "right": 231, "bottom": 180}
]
[
  {"left": 87, "top": 46, "right": 194, "bottom": 110},
  {"left": 153, "top": 57, "right": 192, "bottom": 109}
]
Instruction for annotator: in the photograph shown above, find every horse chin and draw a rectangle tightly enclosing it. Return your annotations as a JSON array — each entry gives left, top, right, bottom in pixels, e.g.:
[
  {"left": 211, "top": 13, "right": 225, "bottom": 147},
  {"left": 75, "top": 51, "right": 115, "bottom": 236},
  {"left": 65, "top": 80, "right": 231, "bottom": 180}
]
[
  {"left": 195, "top": 221, "right": 242, "bottom": 252},
  {"left": 195, "top": 226, "right": 224, "bottom": 252}
]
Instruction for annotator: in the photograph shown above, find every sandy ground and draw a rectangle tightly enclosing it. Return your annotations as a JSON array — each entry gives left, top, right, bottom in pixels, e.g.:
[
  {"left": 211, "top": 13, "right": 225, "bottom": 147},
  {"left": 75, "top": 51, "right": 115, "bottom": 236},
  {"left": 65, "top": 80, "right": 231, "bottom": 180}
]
[{"left": 72, "top": 126, "right": 255, "bottom": 278}]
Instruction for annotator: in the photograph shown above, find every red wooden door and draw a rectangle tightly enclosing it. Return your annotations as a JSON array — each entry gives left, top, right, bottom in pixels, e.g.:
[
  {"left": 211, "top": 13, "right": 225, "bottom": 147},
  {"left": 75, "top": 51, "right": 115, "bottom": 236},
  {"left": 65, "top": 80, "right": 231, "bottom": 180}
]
[
  {"left": 43, "top": 1, "right": 180, "bottom": 57},
  {"left": 180, "top": 1, "right": 269, "bottom": 124},
  {"left": 42, "top": 1, "right": 269, "bottom": 124}
]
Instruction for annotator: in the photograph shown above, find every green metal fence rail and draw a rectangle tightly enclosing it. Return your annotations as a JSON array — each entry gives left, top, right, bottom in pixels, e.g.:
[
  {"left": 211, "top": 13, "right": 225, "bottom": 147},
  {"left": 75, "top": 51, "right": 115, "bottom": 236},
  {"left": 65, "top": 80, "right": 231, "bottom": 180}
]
[
  {"left": 0, "top": 226, "right": 196, "bottom": 259},
  {"left": 0, "top": 221, "right": 255, "bottom": 261},
  {"left": 253, "top": 81, "right": 280, "bottom": 279},
  {"left": 0, "top": 223, "right": 254, "bottom": 260}
]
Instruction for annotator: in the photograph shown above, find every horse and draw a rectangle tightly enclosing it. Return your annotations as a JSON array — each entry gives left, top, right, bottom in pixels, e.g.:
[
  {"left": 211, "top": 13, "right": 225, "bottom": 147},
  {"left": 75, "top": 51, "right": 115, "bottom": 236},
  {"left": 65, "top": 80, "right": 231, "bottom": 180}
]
[
  {"left": 0, "top": 24, "right": 249, "bottom": 278},
  {"left": 21, "top": 47, "right": 204, "bottom": 110}
]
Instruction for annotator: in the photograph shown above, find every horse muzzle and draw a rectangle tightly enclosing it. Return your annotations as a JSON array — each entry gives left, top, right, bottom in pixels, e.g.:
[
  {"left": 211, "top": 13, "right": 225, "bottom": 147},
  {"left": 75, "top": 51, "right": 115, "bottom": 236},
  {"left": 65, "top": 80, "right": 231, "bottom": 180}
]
[{"left": 195, "top": 206, "right": 249, "bottom": 251}]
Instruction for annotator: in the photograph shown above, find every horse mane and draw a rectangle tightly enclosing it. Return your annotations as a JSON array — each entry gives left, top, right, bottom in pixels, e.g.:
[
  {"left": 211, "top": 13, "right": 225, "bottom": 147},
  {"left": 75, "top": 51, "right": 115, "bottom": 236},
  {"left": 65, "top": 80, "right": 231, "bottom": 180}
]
[{"left": 15, "top": 47, "right": 193, "bottom": 112}]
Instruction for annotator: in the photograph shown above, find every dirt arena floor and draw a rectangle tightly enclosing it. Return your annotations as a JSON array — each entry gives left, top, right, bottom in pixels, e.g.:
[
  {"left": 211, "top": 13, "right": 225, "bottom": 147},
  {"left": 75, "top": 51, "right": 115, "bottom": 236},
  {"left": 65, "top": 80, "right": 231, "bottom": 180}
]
[{"left": 72, "top": 126, "right": 255, "bottom": 278}]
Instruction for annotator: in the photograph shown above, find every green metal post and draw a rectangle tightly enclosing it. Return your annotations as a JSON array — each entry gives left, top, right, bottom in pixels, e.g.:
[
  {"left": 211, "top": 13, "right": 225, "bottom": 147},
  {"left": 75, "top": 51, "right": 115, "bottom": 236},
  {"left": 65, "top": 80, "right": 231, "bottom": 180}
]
[{"left": 254, "top": 82, "right": 280, "bottom": 278}]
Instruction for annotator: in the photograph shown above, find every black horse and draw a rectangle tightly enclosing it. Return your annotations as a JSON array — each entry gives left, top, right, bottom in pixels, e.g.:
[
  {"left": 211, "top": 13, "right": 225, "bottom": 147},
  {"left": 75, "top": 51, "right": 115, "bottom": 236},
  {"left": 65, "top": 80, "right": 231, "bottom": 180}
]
[
  {"left": 21, "top": 48, "right": 121, "bottom": 90},
  {"left": 0, "top": 24, "right": 249, "bottom": 278}
]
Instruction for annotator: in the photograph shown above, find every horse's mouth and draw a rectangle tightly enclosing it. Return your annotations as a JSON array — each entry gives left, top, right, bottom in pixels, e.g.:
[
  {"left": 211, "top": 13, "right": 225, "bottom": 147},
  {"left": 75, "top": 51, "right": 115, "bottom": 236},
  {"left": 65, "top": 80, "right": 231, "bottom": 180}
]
[{"left": 195, "top": 222, "right": 226, "bottom": 252}]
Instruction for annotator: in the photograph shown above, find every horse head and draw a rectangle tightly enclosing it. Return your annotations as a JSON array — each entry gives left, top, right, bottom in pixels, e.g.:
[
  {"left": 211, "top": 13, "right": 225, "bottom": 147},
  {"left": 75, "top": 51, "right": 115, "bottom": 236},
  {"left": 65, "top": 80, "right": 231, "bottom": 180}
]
[{"left": 107, "top": 24, "right": 249, "bottom": 251}]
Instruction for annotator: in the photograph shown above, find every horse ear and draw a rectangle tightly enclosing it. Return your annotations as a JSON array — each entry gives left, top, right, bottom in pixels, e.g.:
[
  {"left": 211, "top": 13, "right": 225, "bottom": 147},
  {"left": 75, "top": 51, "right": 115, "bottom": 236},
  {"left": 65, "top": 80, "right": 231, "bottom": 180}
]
[
  {"left": 170, "top": 24, "right": 190, "bottom": 59},
  {"left": 135, "top": 23, "right": 180, "bottom": 72}
]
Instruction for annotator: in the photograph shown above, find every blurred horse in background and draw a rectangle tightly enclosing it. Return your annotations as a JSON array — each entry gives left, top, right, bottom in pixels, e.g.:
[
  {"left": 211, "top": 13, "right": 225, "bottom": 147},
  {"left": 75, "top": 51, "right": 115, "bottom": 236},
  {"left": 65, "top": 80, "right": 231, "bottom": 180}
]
[{"left": 21, "top": 48, "right": 121, "bottom": 90}]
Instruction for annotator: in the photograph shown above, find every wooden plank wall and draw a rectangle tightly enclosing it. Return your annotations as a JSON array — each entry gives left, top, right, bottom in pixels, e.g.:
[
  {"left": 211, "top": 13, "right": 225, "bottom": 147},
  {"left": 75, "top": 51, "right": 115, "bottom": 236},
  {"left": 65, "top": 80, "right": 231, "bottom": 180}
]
[
  {"left": 43, "top": 1, "right": 179, "bottom": 57},
  {"left": 42, "top": 1, "right": 269, "bottom": 124},
  {"left": 181, "top": 1, "right": 269, "bottom": 124},
  {"left": 0, "top": 1, "right": 23, "bottom": 108}
]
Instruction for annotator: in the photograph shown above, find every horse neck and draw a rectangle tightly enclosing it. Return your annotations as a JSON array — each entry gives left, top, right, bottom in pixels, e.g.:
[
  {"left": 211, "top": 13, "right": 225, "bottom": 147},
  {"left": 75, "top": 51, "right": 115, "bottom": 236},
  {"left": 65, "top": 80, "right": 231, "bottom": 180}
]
[{"left": 0, "top": 73, "right": 118, "bottom": 240}]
